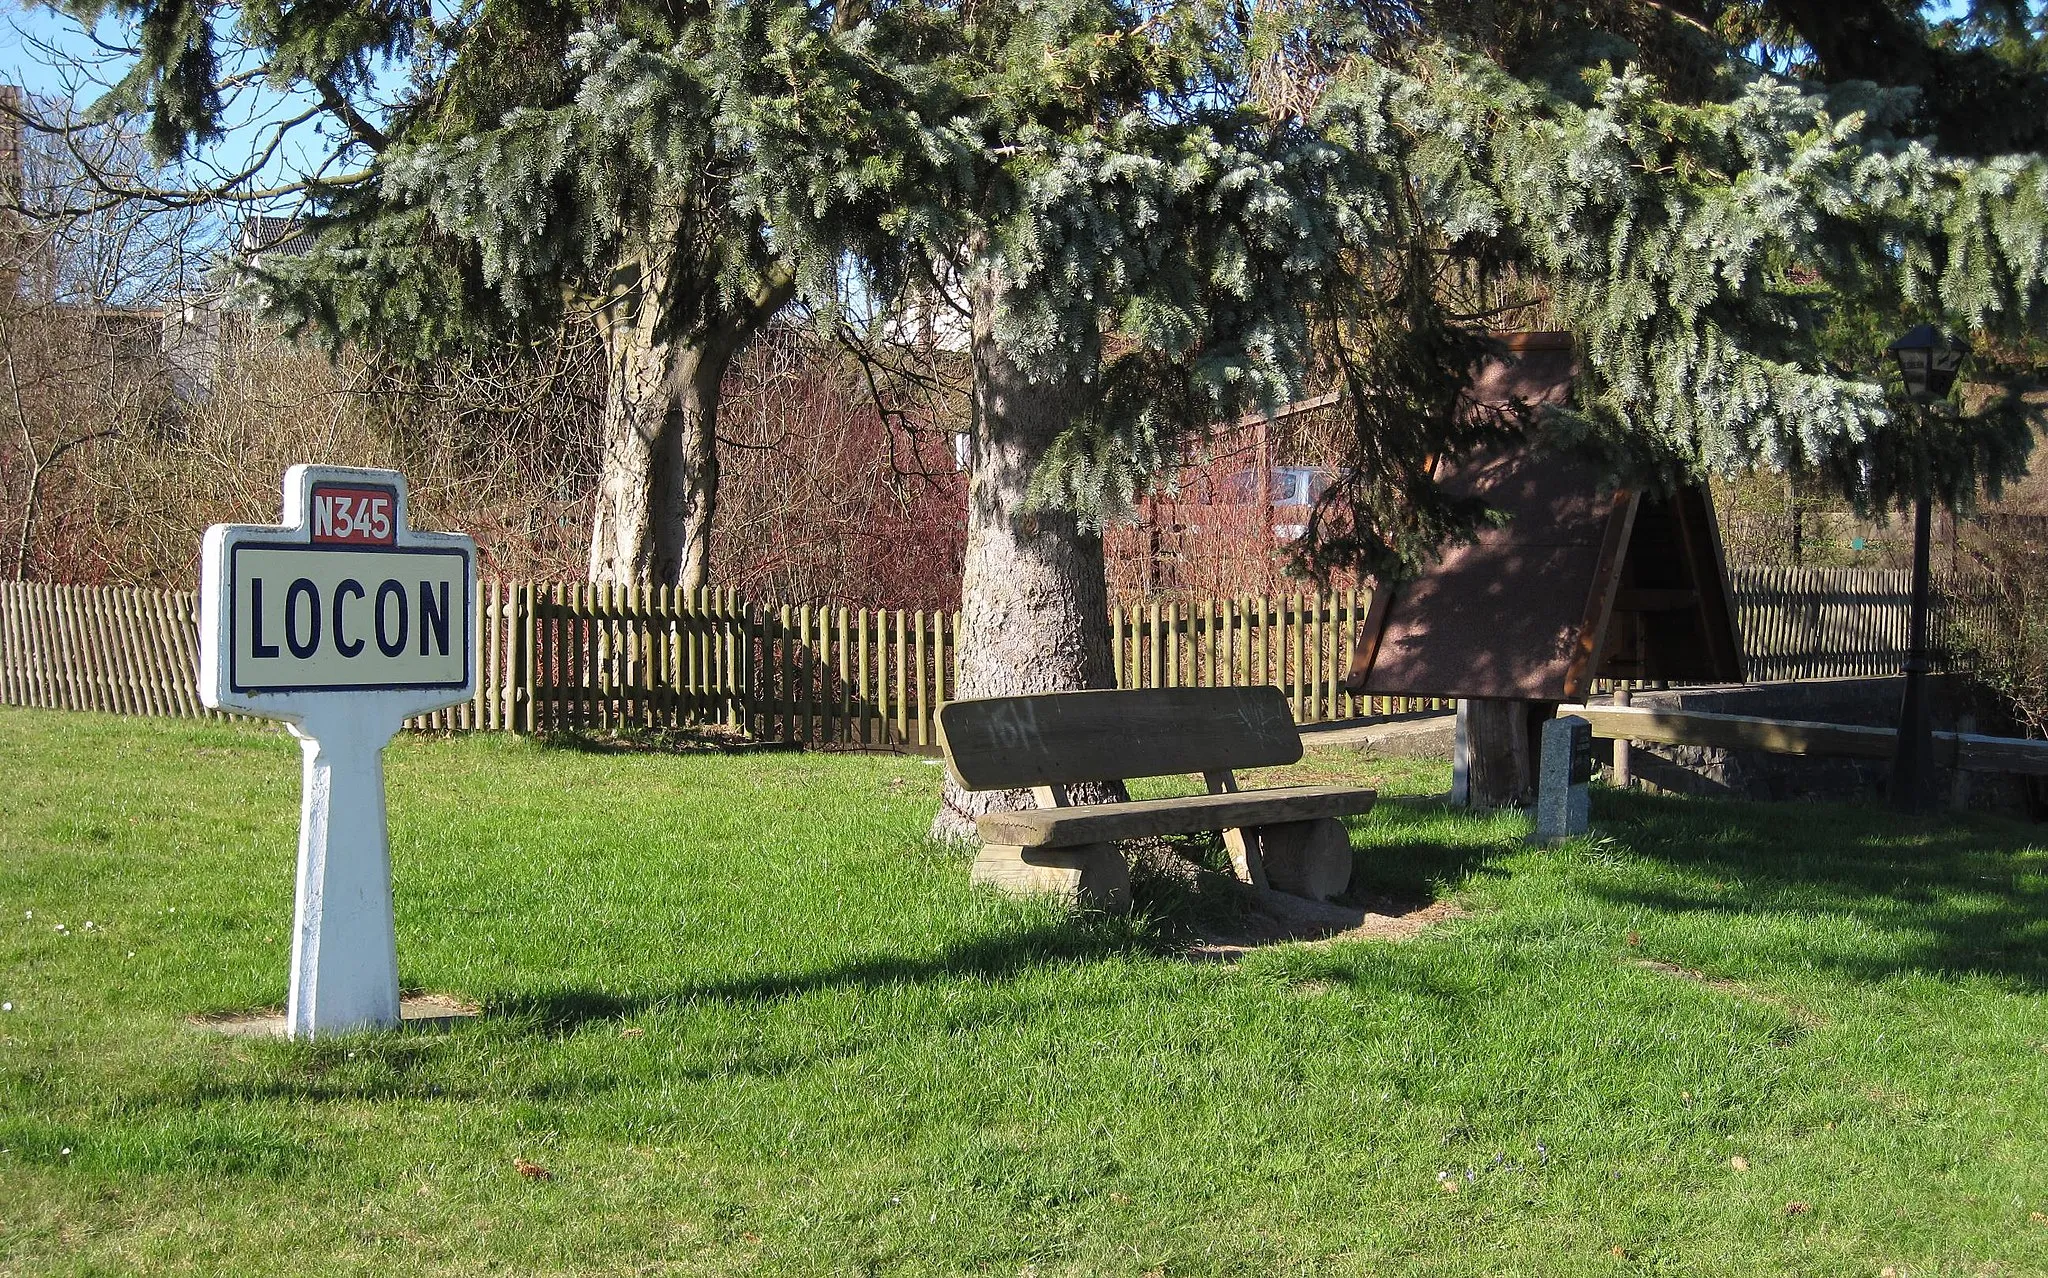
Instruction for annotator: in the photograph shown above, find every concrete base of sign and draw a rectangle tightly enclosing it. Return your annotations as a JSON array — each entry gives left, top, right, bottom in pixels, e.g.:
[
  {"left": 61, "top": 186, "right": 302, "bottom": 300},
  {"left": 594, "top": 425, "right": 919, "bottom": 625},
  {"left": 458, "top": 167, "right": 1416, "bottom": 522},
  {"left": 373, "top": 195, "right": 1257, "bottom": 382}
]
[{"left": 190, "top": 993, "right": 480, "bottom": 1039}]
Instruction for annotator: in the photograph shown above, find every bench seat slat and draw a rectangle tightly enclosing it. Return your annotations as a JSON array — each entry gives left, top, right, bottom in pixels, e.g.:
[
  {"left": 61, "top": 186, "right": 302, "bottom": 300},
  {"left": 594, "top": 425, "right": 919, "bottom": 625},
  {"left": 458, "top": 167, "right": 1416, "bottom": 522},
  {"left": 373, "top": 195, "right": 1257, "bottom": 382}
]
[{"left": 976, "top": 784, "right": 1377, "bottom": 848}]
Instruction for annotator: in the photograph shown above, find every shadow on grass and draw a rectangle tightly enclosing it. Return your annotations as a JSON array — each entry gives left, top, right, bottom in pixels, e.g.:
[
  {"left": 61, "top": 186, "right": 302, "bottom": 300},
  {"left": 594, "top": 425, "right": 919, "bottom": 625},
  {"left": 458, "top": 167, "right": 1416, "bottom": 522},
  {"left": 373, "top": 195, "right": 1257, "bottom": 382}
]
[
  {"left": 534, "top": 727, "right": 804, "bottom": 756},
  {"left": 159, "top": 914, "right": 1156, "bottom": 1110},
  {"left": 492, "top": 909, "right": 1153, "bottom": 1033},
  {"left": 1583, "top": 786, "right": 2048, "bottom": 988},
  {"left": 1343, "top": 796, "right": 1529, "bottom": 904},
  {"left": 170, "top": 789, "right": 2043, "bottom": 1118}
]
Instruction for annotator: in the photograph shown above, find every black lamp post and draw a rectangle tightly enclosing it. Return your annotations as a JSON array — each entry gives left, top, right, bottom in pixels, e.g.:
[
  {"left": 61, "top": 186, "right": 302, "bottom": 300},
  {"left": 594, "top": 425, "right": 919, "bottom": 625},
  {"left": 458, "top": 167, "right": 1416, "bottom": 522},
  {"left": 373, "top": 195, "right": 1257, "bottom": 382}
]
[{"left": 1884, "top": 324, "right": 1968, "bottom": 815}]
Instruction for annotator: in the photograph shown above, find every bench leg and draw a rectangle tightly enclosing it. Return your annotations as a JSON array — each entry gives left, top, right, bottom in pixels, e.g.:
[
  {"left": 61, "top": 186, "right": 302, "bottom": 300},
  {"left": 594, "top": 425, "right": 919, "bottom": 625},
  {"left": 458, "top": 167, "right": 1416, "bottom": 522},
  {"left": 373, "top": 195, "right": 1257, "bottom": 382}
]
[
  {"left": 969, "top": 843, "right": 1131, "bottom": 912},
  {"left": 1253, "top": 818, "right": 1353, "bottom": 901},
  {"left": 1222, "top": 828, "right": 1270, "bottom": 890}
]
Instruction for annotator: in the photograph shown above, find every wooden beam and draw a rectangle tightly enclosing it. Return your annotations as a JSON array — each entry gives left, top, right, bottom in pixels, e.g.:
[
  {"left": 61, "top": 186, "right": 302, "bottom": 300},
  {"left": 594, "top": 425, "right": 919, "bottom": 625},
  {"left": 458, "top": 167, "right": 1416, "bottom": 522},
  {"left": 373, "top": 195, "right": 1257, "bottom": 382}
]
[
  {"left": 1342, "top": 583, "right": 1397, "bottom": 694},
  {"left": 938, "top": 687, "right": 1301, "bottom": 791},
  {"left": 1564, "top": 490, "right": 1640, "bottom": 702},
  {"left": 1955, "top": 733, "right": 2048, "bottom": 778},
  {"left": 1569, "top": 705, "right": 1896, "bottom": 759},
  {"left": 1563, "top": 704, "right": 2048, "bottom": 776},
  {"left": 1227, "top": 389, "right": 1342, "bottom": 432},
  {"left": 1204, "top": 768, "right": 1269, "bottom": 889}
]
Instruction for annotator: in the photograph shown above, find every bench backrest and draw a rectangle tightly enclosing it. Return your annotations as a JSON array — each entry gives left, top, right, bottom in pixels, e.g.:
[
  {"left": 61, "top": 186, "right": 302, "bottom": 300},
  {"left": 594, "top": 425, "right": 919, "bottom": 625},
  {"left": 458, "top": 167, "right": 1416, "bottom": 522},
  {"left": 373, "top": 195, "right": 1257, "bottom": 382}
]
[{"left": 937, "top": 687, "right": 1302, "bottom": 790}]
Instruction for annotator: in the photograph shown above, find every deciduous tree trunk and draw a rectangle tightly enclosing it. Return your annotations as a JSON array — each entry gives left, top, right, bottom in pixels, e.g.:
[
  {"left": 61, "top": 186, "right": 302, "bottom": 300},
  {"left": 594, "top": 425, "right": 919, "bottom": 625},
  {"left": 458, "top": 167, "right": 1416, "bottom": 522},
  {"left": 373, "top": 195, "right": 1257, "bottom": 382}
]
[
  {"left": 932, "top": 270, "right": 1123, "bottom": 843},
  {"left": 585, "top": 223, "right": 793, "bottom": 590},
  {"left": 586, "top": 317, "right": 723, "bottom": 590}
]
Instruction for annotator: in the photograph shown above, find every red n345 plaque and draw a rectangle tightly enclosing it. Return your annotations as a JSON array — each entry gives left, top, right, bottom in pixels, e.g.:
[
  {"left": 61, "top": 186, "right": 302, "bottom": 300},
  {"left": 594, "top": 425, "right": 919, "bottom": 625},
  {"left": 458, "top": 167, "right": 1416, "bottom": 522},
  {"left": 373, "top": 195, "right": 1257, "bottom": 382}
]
[{"left": 310, "top": 484, "right": 397, "bottom": 545}]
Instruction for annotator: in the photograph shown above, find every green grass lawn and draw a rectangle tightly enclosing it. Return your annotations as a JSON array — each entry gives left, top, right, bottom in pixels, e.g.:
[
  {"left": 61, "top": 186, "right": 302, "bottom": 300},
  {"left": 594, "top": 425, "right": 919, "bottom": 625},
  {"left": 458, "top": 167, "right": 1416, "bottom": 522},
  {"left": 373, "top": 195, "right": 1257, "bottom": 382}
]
[{"left": 2, "top": 706, "right": 2046, "bottom": 1276}]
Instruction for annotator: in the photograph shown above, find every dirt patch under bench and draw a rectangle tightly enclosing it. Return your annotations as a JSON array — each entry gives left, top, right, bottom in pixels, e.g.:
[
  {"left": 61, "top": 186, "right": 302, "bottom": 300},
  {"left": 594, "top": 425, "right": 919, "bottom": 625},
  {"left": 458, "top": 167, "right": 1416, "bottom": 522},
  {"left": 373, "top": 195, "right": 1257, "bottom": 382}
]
[{"left": 1184, "top": 886, "right": 1467, "bottom": 961}]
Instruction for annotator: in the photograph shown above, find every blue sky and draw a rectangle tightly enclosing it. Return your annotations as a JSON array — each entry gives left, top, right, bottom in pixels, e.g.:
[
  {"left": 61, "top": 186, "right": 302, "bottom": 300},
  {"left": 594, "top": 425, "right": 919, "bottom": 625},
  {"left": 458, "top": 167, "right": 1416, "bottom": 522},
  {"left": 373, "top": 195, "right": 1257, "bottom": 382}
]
[{"left": 3, "top": 0, "right": 401, "bottom": 211}]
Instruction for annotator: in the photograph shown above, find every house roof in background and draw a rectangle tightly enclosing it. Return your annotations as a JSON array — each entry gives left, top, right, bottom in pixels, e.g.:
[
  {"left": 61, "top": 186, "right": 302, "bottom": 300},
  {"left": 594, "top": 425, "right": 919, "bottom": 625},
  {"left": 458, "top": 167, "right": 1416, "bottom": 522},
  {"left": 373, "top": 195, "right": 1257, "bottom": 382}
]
[{"left": 239, "top": 216, "right": 315, "bottom": 259}]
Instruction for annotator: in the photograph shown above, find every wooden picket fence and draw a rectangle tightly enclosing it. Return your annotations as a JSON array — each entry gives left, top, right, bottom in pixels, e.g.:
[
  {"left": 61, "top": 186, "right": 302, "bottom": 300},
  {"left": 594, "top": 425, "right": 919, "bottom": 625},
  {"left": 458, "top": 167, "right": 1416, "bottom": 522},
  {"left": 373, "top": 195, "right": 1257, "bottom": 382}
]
[
  {"left": 0, "top": 569, "right": 2001, "bottom": 746},
  {"left": 1729, "top": 566, "right": 1993, "bottom": 682},
  {"left": 0, "top": 582, "right": 210, "bottom": 719},
  {"left": 0, "top": 579, "right": 1424, "bottom": 746},
  {"left": 519, "top": 584, "right": 1413, "bottom": 747}
]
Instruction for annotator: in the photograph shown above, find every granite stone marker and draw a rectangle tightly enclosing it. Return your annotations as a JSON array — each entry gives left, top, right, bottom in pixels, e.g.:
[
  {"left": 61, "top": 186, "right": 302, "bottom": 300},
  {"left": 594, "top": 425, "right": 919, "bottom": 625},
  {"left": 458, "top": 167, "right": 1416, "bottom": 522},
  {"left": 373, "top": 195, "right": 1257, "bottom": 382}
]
[
  {"left": 1534, "top": 714, "right": 1593, "bottom": 844},
  {"left": 198, "top": 465, "right": 475, "bottom": 1038}
]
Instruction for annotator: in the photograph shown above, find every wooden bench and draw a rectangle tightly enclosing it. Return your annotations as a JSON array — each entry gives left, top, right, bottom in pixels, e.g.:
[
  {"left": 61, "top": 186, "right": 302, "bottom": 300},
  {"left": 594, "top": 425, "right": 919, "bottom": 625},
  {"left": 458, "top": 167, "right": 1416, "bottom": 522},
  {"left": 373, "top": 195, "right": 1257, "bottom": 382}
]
[{"left": 936, "top": 687, "right": 1378, "bottom": 910}]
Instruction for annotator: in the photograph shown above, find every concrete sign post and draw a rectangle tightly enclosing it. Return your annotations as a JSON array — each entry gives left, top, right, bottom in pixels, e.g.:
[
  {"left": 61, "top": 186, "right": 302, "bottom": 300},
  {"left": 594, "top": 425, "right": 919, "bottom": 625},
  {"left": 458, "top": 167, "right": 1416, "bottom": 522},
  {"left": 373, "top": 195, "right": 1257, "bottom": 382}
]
[{"left": 198, "top": 466, "right": 474, "bottom": 1038}]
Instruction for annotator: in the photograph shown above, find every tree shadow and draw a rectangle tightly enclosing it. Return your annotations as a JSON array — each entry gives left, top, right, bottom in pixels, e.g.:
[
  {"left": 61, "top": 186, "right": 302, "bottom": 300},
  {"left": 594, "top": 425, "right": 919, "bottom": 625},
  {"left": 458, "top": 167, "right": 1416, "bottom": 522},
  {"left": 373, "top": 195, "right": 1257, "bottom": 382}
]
[
  {"left": 1582, "top": 786, "right": 2048, "bottom": 989},
  {"left": 533, "top": 726, "right": 795, "bottom": 755},
  {"left": 488, "top": 910, "right": 1153, "bottom": 1033},
  {"left": 162, "top": 913, "right": 1155, "bottom": 1111},
  {"left": 1344, "top": 796, "right": 1528, "bottom": 902}
]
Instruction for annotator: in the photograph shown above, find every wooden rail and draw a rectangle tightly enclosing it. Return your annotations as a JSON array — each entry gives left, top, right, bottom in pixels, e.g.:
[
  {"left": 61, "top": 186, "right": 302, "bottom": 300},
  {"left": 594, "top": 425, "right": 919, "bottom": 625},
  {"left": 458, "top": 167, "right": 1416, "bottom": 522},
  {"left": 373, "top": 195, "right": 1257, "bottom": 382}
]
[{"left": 1567, "top": 704, "right": 2048, "bottom": 776}]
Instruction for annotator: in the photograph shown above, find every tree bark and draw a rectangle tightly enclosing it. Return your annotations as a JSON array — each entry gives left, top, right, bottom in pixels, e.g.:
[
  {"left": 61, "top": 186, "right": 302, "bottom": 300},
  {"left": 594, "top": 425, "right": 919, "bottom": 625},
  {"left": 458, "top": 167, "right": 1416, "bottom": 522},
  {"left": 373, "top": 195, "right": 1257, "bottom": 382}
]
[
  {"left": 586, "top": 318, "right": 723, "bottom": 589},
  {"left": 585, "top": 224, "right": 793, "bottom": 590},
  {"left": 932, "top": 269, "right": 1123, "bottom": 843}
]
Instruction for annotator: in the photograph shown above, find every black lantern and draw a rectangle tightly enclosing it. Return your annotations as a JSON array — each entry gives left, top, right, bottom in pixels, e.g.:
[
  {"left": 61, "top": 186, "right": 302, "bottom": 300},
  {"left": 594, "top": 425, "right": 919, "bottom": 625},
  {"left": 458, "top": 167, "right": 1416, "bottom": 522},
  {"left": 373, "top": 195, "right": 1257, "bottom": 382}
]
[
  {"left": 1887, "top": 324, "right": 1969, "bottom": 403},
  {"left": 1884, "top": 324, "right": 1969, "bottom": 815}
]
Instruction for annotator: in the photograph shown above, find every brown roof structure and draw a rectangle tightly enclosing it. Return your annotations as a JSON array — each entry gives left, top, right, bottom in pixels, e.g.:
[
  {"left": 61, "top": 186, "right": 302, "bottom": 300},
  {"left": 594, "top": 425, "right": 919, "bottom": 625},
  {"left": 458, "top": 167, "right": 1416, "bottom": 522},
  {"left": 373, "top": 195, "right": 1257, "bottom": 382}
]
[{"left": 1343, "top": 333, "right": 1744, "bottom": 703}]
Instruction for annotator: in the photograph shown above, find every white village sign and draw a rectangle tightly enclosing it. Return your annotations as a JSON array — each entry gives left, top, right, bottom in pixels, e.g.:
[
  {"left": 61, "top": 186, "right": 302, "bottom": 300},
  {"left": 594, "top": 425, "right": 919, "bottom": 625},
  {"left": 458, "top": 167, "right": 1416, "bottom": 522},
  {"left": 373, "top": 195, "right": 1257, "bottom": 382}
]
[{"left": 199, "top": 465, "right": 475, "bottom": 1038}]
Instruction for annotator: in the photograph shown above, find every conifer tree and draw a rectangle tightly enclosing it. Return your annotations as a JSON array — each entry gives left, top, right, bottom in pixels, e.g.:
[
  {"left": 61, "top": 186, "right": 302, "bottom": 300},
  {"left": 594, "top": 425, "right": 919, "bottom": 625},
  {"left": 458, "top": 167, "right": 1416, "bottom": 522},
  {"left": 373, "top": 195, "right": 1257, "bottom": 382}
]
[
  {"left": 1720, "top": 0, "right": 2048, "bottom": 156},
  {"left": 720, "top": 0, "right": 2048, "bottom": 832},
  {"left": 721, "top": 0, "right": 1358, "bottom": 828}
]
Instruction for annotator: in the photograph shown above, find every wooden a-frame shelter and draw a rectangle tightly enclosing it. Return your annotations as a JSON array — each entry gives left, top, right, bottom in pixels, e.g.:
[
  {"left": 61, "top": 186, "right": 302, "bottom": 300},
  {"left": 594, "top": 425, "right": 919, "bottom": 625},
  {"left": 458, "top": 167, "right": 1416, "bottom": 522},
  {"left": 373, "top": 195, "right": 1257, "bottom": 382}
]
[{"left": 1335, "top": 333, "right": 1745, "bottom": 806}]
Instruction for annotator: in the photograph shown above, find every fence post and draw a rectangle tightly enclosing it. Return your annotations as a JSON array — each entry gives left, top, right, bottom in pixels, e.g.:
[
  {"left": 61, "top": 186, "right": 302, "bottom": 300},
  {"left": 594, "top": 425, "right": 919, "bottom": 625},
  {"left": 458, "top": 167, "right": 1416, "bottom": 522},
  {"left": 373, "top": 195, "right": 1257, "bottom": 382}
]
[
  {"left": 737, "top": 597, "right": 753, "bottom": 738},
  {"left": 1149, "top": 598, "right": 1159, "bottom": 688},
  {"left": 916, "top": 608, "right": 932, "bottom": 748},
  {"left": 832, "top": 605, "right": 849, "bottom": 747},
  {"left": 855, "top": 607, "right": 871, "bottom": 745},
  {"left": 1111, "top": 602, "right": 1124, "bottom": 688},
  {"left": 104, "top": 588, "right": 139, "bottom": 715},
  {"left": 17, "top": 584, "right": 38, "bottom": 708},
  {"left": 119, "top": 587, "right": 150, "bottom": 716},
  {"left": 472, "top": 581, "right": 488, "bottom": 729},
  {"left": 511, "top": 581, "right": 528, "bottom": 733},
  {"left": 170, "top": 591, "right": 203, "bottom": 717},
  {"left": 0, "top": 583, "right": 14, "bottom": 707},
  {"left": 14, "top": 582, "right": 36, "bottom": 708},
  {"left": 797, "top": 604, "right": 814, "bottom": 745},
  {"left": 151, "top": 589, "right": 188, "bottom": 718},
  {"left": 892, "top": 608, "right": 908, "bottom": 745},
  {"left": 30, "top": 584, "right": 55, "bottom": 708},
  {"left": 491, "top": 579, "right": 507, "bottom": 730},
  {"left": 771, "top": 604, "right": 789, "bottom": 744}
]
